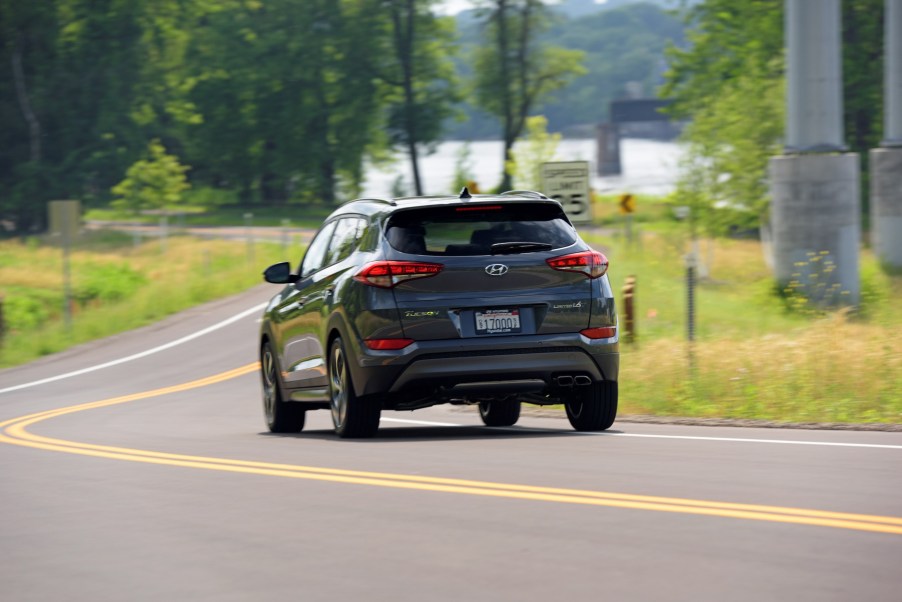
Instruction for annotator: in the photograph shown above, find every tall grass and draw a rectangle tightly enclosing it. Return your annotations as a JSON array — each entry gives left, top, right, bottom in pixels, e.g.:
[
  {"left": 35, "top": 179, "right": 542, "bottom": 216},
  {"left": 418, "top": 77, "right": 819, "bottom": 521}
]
[
  {"left": 0, "top": 232, "right": 301, "bottom": 368},
  {"left": 590, "top": 230, "right": 902, "bottom": 424}
]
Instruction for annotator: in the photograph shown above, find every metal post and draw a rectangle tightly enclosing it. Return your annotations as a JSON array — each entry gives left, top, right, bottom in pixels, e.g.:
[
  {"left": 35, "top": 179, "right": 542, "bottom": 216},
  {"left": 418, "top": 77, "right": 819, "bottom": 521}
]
[
  {"left": 160, "top": 215, "right": 168, "bottom": 254},
  {"left": 686, "top": 255, "right": 696, "bottom": 343},
  {"left": 0, "top": 294, "right": 6, "bottom": 347},
  {"left": 281, "top": 218, "right": 290, "bottom": 254},
  {"left": 621, "top": 276, "right": 636, "bottom": 345},
  {"left": 62, "top": 224, "right": 73, "bottom": 330},
  {"left": 244, "top": 213, "right": 255, "bottom": 264}
]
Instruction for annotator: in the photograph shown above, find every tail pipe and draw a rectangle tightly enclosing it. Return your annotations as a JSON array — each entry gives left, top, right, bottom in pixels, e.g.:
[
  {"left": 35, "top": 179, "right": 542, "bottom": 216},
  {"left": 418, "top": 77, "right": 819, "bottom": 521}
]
[
  {"left": 553, "top": 375, "right": 592, "bottom": 388},
  {"left": 554, "top": 375, "right": 574, "bottom": 387}
]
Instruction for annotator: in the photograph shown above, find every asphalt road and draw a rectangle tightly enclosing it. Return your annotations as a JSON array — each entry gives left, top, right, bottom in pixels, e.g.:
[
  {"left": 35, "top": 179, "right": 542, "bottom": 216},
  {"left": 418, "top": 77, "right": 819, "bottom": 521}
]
[{"left": 1, "top": 285, "right": 900, "bottom": 601}]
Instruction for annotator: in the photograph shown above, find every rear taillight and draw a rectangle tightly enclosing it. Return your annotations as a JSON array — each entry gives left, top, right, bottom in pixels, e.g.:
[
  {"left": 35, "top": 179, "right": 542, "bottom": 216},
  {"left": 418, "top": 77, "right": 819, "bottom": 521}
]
[
  {"left": 580, "top": 326, "right": 617, "bottom": 339},
  {"left": 546, "top": 250, "right": 609, "bottom": 279},
  {"left": 354, "top": 261, "right": 443, "bottom": 288},
  {"left": 364, "top": 338, "right": 414, "bottom": 350}
]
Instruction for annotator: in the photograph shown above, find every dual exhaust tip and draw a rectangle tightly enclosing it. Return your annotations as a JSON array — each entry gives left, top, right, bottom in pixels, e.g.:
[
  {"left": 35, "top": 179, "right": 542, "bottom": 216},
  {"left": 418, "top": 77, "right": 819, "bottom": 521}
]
[{"left": 554, "top": 375, "right": 592, "bottom": 388}]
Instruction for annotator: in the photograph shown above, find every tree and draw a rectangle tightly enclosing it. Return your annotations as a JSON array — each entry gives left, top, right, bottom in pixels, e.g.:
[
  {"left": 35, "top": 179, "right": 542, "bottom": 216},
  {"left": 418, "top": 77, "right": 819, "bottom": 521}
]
[
  {"left": 183, "top": 0, "right": 389, "bottom": 205},
  {"left": 472, "top": 0, "right": 584, "bottom": 190},
  {"left": 0, "top": 0, "right": 193, "bottom": 233},
  {"left": 111, "top": 139, "right": 190, "bottom": 214},
  {"left": 661, "top": 0, "right": 885, "bottom": 233},
  {"left": 505, "top": 115, "right": 560, "bottom": 190},
  {"left": 381, "top": 0, "right": 460, "bottom": 195}
]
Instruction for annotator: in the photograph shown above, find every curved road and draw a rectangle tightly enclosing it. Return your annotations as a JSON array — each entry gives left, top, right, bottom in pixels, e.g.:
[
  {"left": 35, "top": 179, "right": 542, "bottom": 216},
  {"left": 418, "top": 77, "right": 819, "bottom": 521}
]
[{"left": 1, "top": 286, "right": 900, "bottom": 601}]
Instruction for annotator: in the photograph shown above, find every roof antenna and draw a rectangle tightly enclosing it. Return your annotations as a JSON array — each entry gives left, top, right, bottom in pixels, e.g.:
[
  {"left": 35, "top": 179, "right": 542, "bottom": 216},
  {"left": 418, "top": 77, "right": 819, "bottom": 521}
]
[{"left": 459, "top": 186, "right": 472, "bottom": 199}]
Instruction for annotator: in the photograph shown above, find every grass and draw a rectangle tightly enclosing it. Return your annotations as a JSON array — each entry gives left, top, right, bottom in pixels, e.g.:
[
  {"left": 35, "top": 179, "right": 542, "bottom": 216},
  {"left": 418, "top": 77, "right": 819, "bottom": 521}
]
[
  {"left": 0, "top": 231, "right": 302, "bottom": 369},
  {"left": 585, "top": 228, "right": 902, "bottom": 424},
  {"left": 84, "top": 204, "right": 333, "bottom": 229},
  {"left": 4, "top": 203, "right": 900, "bottom": 425}
]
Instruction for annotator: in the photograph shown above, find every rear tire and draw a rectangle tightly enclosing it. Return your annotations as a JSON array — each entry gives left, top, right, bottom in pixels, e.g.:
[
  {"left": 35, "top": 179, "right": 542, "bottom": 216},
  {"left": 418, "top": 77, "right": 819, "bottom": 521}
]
[
  {"left": 478, "top": 399, "right": 521, "bottom": 427},
  {"left": 261, "top": 342, "right": 306, "bottom": 433},
  {"left": 329, "top": 337, "right": 380, "bottom": 438},
  {"left": 565, "top": 381, "right": 617, "bottom": 431}
]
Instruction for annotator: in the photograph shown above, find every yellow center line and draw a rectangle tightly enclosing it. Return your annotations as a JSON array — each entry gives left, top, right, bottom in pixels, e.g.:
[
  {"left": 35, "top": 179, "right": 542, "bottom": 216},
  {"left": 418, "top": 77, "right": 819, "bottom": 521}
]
[{"left": 2, "top": 363, "right": 901, "bottom": 535}]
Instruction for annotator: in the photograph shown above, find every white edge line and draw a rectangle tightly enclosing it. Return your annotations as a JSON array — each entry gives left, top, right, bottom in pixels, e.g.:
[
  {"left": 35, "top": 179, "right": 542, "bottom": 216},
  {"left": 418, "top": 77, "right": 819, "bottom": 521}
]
[
  {"left": 381, "top": 417, "right": 462, "bottom": 427},
  {"left": 0, "top": 302, "right": 267, "bottom": 395},
  {"left": 386, "top": 420, "right": 902, "bottom": 450},
  {"left": 600, "top": 431, "right": 902, "bottom": 450}
]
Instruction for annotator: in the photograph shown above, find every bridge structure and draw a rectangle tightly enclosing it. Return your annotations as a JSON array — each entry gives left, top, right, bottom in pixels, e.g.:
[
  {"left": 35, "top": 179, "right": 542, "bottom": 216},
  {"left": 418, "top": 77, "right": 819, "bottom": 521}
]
[
  {"left": 596, "top": 98, "right": 674, "bottom": 176},
  {"left": 770, "top": 0, "right": 902, "bottom": 306}
]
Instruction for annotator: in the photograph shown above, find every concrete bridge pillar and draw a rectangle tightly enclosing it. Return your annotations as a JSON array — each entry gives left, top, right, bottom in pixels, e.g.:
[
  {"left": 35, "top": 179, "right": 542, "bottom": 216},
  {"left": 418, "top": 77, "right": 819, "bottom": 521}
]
[
  {"left": 770, "top": 0, "right": 860, "bottom": 304},
  {"left": 870, "top": 0, "right": 902, "bottom": 268}
]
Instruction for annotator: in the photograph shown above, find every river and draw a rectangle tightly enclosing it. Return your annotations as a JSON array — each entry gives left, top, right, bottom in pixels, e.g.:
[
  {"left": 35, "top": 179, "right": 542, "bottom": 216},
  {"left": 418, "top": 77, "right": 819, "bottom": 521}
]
[{"left": 360, "top": 138, "right": 685, "bottom": 198}]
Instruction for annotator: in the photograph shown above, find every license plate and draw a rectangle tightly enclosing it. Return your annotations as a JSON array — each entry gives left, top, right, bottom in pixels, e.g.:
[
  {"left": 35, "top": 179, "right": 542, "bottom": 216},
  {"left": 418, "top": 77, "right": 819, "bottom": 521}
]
[{"left": 475, "top": 308, "right": 521, "bottom": 335}]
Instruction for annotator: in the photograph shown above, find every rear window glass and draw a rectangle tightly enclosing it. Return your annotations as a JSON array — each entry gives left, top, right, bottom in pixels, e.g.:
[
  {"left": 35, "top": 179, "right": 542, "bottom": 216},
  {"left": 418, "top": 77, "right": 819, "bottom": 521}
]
[{"left": 385, "top": 203, "right": 576, "bottom": 256}]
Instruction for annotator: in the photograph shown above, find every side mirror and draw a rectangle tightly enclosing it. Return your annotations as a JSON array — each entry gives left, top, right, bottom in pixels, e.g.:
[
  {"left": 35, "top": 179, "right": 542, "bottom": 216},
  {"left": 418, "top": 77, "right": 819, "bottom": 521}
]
[{"left": 263, "top": 262, "right": 299, "bottom": 284}]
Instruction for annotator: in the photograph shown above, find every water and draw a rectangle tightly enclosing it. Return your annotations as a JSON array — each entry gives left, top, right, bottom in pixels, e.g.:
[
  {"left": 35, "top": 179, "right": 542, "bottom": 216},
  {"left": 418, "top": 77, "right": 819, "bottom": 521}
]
[{"left": 360, "top": 138, "right": 685, "bottom": 198}]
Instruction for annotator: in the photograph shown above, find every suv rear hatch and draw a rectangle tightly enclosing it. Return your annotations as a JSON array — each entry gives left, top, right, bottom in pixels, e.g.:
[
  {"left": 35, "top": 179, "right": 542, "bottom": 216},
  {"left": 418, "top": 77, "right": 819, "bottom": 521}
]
[{"left": 373, "top": 202, "right": 602, "bottom": 341}]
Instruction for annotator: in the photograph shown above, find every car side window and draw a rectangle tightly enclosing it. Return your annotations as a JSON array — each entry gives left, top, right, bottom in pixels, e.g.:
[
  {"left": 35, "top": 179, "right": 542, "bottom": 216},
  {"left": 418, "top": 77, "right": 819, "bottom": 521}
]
[
  {"left": 325, "top": 217, "right": 364, "bottom": 266},
  {"left": 300, "top": 221, "right": 337, "bottom": 278}
]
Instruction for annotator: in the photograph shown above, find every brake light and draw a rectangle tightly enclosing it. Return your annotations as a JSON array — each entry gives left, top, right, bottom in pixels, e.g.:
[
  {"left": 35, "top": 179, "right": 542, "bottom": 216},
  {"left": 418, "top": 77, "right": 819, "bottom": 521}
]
[
  {"left": 354, "top": 261, "right": 443, "bottom": 288},
  {"left": 580, "top": 326, "right": 617, "bottom": 339},
  {"left": 456, "top": 205, "right": 502, "bottom": 212},
  {"left": 546, "top": 250, "right": 609, "bottom": 278},
  {"left": 364, "top": 338, "right": 415, "bottom": 350}
]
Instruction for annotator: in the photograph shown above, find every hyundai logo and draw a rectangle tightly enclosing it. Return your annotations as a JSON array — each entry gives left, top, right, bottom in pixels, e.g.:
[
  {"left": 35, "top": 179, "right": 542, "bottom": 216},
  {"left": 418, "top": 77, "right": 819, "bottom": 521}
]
[{"left": 485, "top": 264, "right": 509, "bottom": 276}]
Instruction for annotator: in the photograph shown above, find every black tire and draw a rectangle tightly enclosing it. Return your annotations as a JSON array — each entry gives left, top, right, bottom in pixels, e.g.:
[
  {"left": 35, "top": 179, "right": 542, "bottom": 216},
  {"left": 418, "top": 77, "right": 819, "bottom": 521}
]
[
  {"left": 565, "top": 381, "right": 617, "bottom": 431},
  {"left": 261, "top": 341, "right": 306, "bottom": 433},
  {"left": 329, "top": 337, "right": 380, "bottom": 438},
  {"left": 478, "top": 399, "right": 521, "bottom": 427}
]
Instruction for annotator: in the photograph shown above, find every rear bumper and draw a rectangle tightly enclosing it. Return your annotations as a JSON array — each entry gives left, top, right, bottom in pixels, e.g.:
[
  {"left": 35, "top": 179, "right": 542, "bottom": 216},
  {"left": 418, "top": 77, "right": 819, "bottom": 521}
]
[{"left": 349, "top": 333, "right": 619, "bottom": 397}]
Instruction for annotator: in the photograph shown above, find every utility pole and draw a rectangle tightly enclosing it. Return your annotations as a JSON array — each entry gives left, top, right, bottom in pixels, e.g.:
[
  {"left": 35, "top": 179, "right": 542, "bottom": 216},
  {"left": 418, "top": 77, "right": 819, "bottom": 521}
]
[
  {"left": 871, "top": 0, "right": 902, "bottom": 268},
  {"left": 769, "top": 0, "right": 860, "bottom": 304}
]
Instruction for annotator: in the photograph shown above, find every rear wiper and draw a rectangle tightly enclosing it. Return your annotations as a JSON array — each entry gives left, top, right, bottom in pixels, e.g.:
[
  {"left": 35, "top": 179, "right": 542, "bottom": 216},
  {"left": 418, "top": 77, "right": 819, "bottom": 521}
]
[{"left": 491, "top": 241, "right": 553, "bottom": 255}]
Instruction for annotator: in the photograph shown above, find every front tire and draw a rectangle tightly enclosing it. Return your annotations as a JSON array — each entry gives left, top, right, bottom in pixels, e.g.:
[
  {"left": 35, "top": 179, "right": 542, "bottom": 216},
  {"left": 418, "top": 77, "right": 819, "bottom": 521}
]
[
  {"left": 478, "top": 399, "right": 521, "bottom": 427},
  {"left": 329, "top": 337, "right": 380, "bottom": 438},
  {"left": 565, "top": 381, "right": 617, "bottom": 431},
  {"left": 261, "top": 342, "right": 306, "bottom": 433}
]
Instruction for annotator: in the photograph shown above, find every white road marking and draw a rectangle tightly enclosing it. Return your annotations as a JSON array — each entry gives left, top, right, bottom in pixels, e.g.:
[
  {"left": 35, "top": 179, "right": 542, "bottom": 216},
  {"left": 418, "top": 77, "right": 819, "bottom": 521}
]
[
  {"left": 383, "top": 417, "right": 902, "bottom": 450},
  {"left": 381, "top": 417, "right": 462, "bottom": 427},
  {"left": 0, "top": 303, "right": 268, "bottom": 395}
]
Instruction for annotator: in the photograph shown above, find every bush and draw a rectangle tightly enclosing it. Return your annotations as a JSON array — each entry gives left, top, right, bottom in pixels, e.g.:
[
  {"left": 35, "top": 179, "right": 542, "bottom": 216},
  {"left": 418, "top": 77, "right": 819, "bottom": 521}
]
[
  {"left": 74, "top": 263, "right": 147, "bottom": 303},
  {"left": 2, "top": 289, "right": 60, "bottom": 331}
]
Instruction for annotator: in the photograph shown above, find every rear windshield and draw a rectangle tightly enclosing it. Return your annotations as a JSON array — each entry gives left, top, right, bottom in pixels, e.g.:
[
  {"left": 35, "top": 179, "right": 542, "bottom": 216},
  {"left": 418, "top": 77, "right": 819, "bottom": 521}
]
[{"left": 385, "top": 203, "right": 577, "bottom": 256}]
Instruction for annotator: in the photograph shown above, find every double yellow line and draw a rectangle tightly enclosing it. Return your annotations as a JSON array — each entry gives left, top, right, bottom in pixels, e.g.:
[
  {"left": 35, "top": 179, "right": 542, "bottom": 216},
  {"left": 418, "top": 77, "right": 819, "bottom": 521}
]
[{"left": 2, "top": 363, "right": 902, "bottom": 536}]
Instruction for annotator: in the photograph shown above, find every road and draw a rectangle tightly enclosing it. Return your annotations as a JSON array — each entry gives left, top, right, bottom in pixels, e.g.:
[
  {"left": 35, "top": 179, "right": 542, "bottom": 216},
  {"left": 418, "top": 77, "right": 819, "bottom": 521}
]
[{"left": 1, "top": 285, "right": 900, "bottom": 601}]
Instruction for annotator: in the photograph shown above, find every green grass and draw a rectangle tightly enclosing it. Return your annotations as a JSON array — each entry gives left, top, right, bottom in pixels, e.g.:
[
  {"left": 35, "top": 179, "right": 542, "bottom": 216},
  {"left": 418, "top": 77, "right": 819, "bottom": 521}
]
[
  {"left": 584, "top": 229, "right": 902, "bottom": 424},
  {"left": 3, "top": 209, "right": 900, "bottom": 425},
  {"left": 0, "top": 232, "right": 303, "bottom": 368},
  {"left": 84, "top": 204, "right": 333, "bottom": 229}
]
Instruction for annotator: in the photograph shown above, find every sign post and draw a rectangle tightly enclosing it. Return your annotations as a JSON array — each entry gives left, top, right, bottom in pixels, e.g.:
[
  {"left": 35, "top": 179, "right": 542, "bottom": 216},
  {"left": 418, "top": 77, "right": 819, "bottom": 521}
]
[
  {"left": 48, "top": 200, "right": 81, "bottom": 330},
  {"left": 540, "top": 161, "right": 592, "bottom": 224},
  {"left": 618, "top": 193, "right": 636, "bottom": 243}
]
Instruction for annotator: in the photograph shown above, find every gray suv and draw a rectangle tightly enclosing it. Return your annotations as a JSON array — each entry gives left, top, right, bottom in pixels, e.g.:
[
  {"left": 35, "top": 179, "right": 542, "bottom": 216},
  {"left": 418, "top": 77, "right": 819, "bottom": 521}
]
[{"left": 259, "top": 189, "right": 619, "bottom": 438}]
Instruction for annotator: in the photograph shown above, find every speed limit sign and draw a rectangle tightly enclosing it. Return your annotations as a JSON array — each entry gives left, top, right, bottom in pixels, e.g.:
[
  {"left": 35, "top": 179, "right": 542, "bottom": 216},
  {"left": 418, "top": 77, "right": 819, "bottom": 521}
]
[{"left": 540, "top": 161, "right": 592, "bottom": 224}]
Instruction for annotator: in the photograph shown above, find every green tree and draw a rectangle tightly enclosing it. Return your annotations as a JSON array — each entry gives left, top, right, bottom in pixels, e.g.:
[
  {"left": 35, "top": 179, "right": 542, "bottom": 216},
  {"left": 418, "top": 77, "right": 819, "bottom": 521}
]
[
  {"left": 183, "top": 0, "right": 389, "bottom": 205},
  {"left": 111, "top": 139, "right": 190, "bottom": 213},
  {"left": 505, "top": 115, "right": 560, "bottom": 190},
  {"left": 0, "top": 0, "right": 194, "bottom": 232},
  {"left": 381, "top": 0, "right": 460, "bottom": 195},
  {"left": 661, "top": 0, "right": 885, "bottom": 233},
  {"left": 472, "top": 0, "right": 585, "bottom": 190}
]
